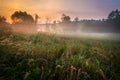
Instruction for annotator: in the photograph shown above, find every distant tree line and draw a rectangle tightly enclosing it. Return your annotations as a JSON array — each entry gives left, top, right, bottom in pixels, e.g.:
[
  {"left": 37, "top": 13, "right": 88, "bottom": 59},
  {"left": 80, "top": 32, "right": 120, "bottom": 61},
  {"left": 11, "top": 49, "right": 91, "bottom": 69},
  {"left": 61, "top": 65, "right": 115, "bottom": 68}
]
[
  {"left": 60, "top": 9, "right": 120, "bottom": 26},
  {"left": 58, "top": 9, "right": 120, "bottom": 32},
  {"left": 0, "top": 9, "right": 120, "bottom": 32}
]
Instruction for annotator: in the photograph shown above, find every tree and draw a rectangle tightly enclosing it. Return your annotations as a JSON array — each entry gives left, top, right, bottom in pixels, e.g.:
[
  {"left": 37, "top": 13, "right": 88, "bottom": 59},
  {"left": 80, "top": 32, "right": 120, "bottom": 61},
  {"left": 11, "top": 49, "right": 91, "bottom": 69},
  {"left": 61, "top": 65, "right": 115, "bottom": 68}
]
[
  {"left": 73, "top": 17, "right": 79, "bottom": 27},
  {"left": 108, "top": 9, "right": 120, "bottom": 27},
  {"left": 74, "top": 17, "right": 79, "bottom": 22},
  {"left": 46, "top": 16, "right": 51, "bottom": 25},
  {"left": 107, "top": 9, "right": 120, "bottom": 30},
  {"left": 0, "top": 16, "right": 6, "bottom": 23},
  {"left": 108, "top": 9, "right": 120, "bottom": 20},
  {"left": 35, "top": 14, "right": 40, "bottom": 24},
  {"left": 61, "top": 14, "right": 71, "bottom": 23},
  {"left": 11, "top": 11, "right": 34, "bottom": 24}
]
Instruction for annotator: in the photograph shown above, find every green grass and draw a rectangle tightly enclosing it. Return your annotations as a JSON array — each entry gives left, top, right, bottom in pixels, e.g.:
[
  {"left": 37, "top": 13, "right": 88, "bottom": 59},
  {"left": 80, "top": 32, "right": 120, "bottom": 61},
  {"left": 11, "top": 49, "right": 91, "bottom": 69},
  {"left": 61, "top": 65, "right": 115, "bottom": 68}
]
[{"left": 0, "top": 26, "right": 120, "bottom": 80}]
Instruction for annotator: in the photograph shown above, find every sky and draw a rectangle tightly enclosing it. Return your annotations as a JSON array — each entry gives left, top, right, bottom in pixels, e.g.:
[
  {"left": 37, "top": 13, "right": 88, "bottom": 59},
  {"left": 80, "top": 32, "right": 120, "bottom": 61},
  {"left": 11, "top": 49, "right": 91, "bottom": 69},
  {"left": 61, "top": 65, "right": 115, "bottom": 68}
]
[{"left": 0, "top": 0, "right": 120, "bottom": 23}]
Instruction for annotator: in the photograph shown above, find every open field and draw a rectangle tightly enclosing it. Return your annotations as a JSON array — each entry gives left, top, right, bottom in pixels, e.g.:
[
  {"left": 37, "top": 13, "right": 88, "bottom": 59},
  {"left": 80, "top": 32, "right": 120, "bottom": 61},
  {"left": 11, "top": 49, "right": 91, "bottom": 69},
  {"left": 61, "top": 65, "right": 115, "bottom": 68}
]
[{"left": 0, "top": 26, "right": 120, "bottom": 80}]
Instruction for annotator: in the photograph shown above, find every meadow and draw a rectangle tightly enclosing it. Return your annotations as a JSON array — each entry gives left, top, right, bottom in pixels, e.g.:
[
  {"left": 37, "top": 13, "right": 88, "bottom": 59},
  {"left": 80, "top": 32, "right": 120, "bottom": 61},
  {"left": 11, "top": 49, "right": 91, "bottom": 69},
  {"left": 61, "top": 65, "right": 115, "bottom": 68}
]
[{"left": 0, "top": 26, "right": 120, "bottom": 80}]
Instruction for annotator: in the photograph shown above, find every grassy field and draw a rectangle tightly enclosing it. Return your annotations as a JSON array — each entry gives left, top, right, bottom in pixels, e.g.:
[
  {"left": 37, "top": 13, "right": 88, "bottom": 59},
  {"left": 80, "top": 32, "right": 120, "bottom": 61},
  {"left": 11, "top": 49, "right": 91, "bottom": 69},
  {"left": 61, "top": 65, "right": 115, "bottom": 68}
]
[{"left": 0, "top": 26, "right": 120, "bottom": 80}]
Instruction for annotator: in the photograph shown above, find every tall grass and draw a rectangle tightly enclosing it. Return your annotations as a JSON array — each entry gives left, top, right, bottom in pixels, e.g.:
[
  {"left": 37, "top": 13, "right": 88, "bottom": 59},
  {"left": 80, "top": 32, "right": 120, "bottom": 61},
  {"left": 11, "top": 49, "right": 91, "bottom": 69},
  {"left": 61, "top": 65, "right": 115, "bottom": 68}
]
[{"left": 0, "top": 26, "right": 120, "bottom": 80}]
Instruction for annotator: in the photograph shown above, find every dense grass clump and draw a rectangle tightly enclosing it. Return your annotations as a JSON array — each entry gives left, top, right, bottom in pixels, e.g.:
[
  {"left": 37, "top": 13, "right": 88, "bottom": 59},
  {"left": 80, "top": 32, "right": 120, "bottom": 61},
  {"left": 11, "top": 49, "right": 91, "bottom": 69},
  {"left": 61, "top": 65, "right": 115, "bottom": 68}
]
[{"left": 0, "top": 26, "right": 120, "bottom": 80}]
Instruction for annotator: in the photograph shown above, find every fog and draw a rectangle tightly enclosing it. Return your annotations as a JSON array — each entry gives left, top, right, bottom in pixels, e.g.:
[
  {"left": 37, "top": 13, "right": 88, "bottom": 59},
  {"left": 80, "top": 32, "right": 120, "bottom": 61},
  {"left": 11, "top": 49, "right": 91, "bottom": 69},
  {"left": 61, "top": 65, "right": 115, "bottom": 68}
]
[
  {"left": 37, "top": 24, "right": 120, "bottom": 40},
  {"left": 10, "top": 24, "right": 120, "bottom": 40}
]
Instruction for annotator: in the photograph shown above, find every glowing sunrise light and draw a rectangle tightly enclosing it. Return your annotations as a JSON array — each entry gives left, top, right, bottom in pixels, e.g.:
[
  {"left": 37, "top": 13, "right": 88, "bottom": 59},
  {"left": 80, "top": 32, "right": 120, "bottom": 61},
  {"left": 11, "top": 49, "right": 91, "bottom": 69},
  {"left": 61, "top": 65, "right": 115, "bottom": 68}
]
[{"left": 0, "top": 0, "right": 120, "bottom": 23}]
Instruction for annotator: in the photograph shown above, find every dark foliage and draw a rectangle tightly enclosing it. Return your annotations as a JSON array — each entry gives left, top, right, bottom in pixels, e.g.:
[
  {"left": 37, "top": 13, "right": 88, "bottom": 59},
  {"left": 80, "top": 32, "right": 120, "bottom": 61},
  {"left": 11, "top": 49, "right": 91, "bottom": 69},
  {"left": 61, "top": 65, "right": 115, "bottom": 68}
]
[
  {"left": 57, "top": 9, "right": 120, "bottom": 33},
  {"left": 0, "top": 16, "right": 6, "bottom": 23},
  {"left": 61, "top": 14, "right": 71, "bottom": 23},
  {"left": 11, "top": 11, "right": 35, "bottom": 24}
]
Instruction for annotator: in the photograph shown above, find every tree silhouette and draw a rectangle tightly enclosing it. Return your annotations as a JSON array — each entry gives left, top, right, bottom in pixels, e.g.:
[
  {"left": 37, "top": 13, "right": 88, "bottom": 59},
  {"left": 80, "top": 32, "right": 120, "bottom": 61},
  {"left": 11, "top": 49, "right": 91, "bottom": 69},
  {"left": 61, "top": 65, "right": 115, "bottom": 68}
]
[
  {"left": 108, "top": 9, "right": 120, "bottom": 27},
  {"left": 108, "top": 9, "right": 120, "bottom": 20},
  {"left": 61, "top": 14, "right": 71, "bottom": 23},
  {"left": 74, "top": 17, "right": 79, "bottom": 22},
  {"left": 11, "top": 11, "right": 34, "bottom": 24},
  {"left": 35, "top": 14, "right": 40, "bottom": 24},
  {"left": 0, "top": 16, "right": 6, "bottom": 23}
]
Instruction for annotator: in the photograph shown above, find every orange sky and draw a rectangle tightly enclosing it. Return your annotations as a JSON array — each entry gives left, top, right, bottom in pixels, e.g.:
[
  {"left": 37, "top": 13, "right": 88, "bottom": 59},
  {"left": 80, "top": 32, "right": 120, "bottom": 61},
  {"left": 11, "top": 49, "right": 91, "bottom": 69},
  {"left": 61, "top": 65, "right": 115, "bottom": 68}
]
[
  {"left": 0, "top": 0, "right": 62, "bottom": 23},
  {"left": 0, "top": 0, "right": 120, "bottom": 23}
]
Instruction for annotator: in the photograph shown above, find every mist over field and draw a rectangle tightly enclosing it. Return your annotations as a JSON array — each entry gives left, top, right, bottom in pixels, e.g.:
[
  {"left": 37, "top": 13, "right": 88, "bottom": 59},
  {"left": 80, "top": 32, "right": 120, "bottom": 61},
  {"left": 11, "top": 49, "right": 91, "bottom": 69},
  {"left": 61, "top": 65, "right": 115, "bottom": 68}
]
[
  {"left": 37, "top": 24, "right": 120, "bottom": 39},
  {"left": 0, "top": 0, "right": 120, "bottom": 80},
  {"left": 10, "top": 24, "right": 120, "bottom": 40}
]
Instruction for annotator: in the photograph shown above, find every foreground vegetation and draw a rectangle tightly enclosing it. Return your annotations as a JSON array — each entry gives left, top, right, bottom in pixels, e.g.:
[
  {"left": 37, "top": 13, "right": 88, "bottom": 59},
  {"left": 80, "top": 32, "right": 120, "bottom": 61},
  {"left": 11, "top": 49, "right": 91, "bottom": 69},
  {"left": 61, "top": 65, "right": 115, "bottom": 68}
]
[{"left": 0, "top": 26, "right": 120, "bottom": 80}]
